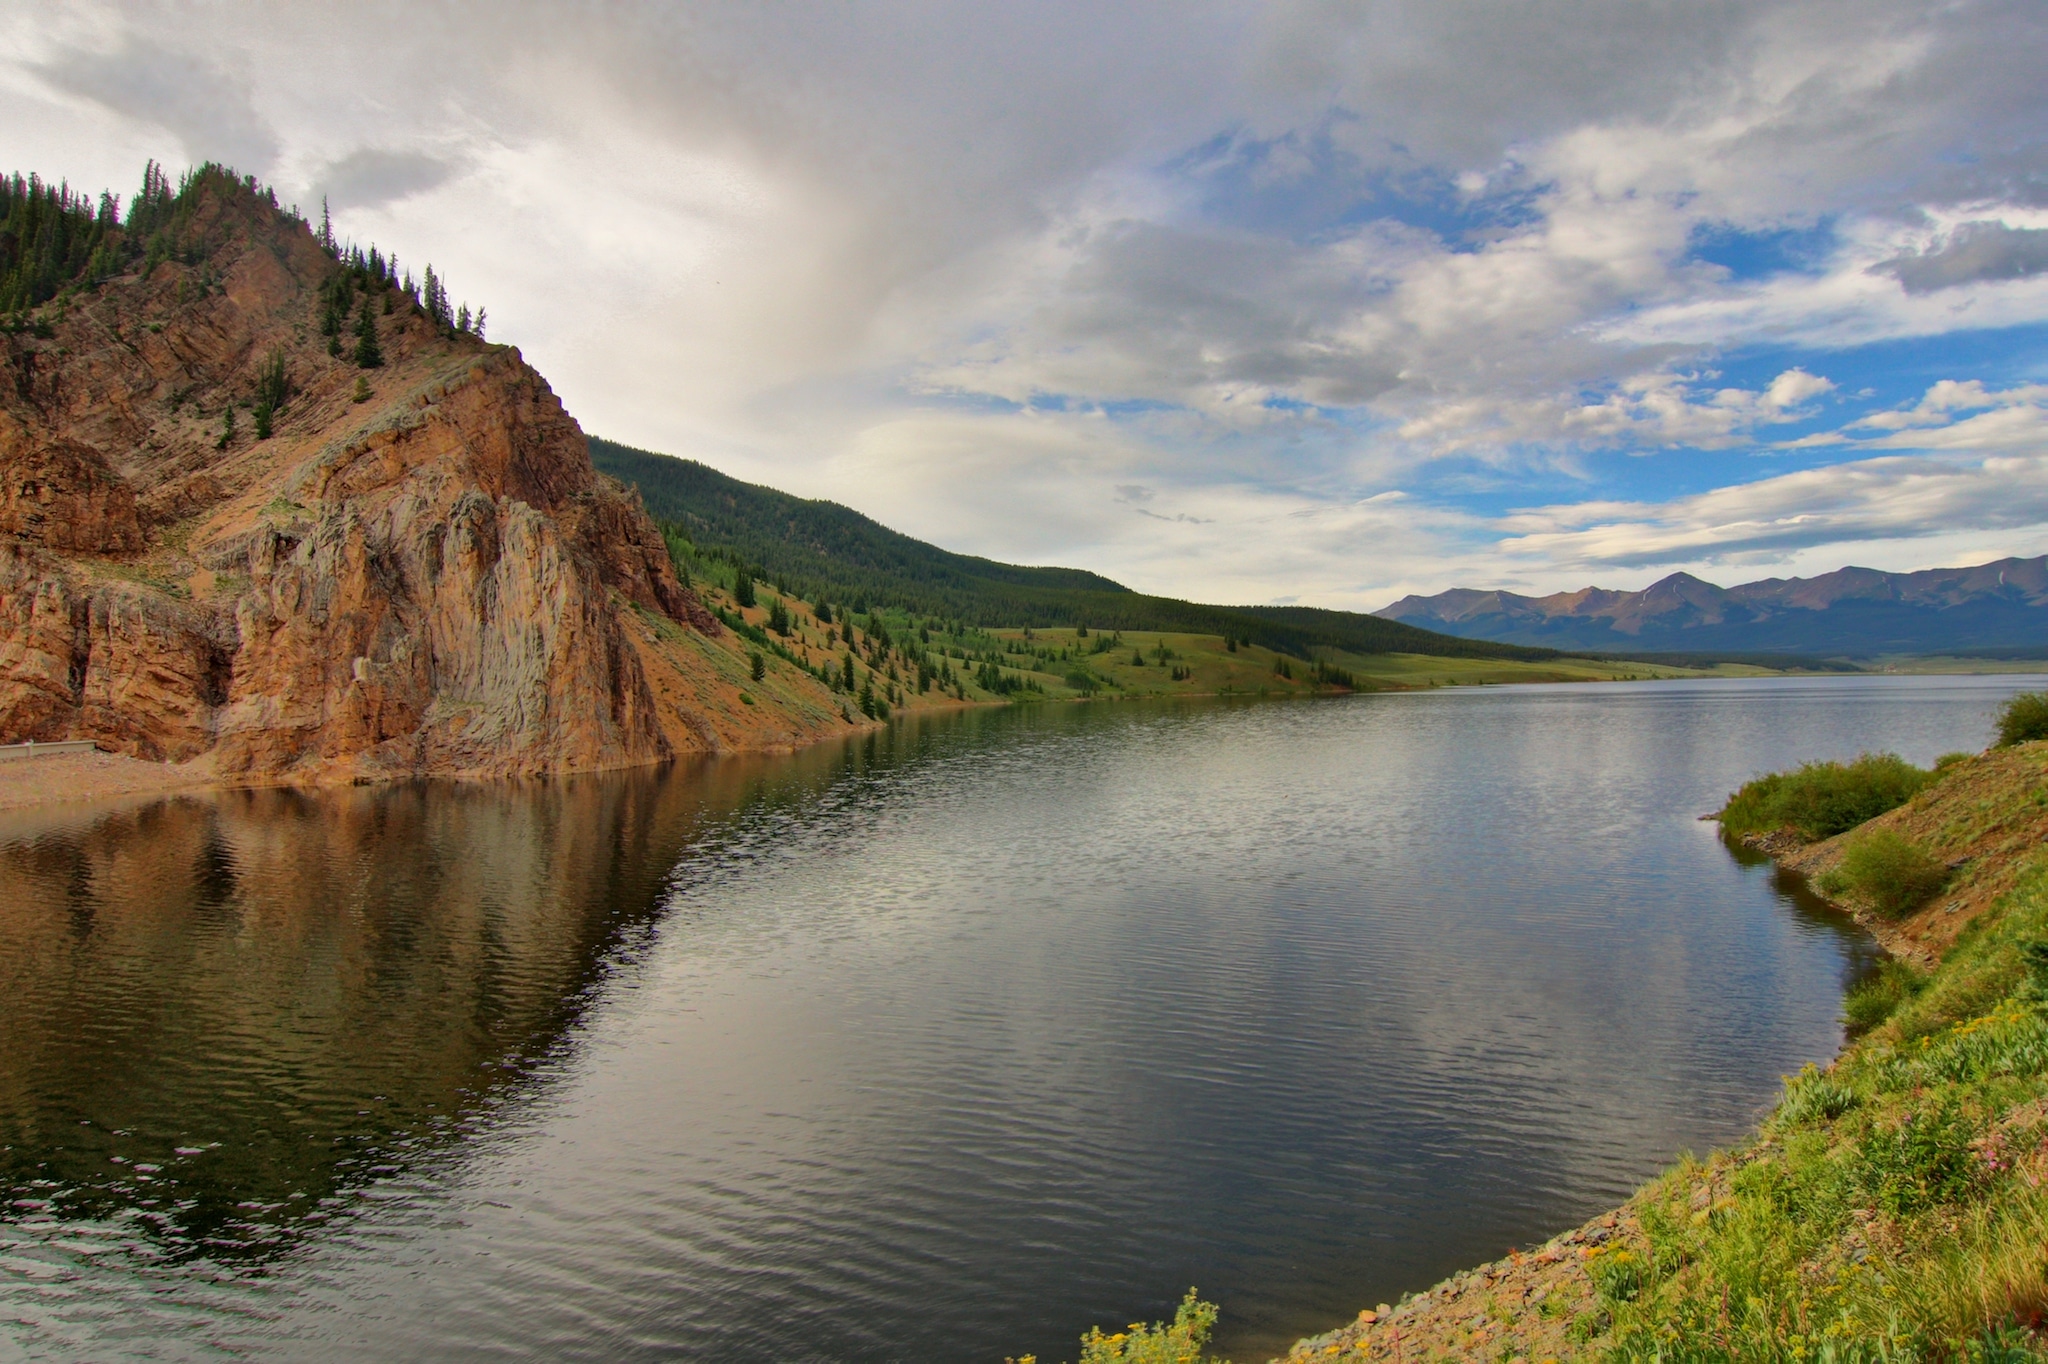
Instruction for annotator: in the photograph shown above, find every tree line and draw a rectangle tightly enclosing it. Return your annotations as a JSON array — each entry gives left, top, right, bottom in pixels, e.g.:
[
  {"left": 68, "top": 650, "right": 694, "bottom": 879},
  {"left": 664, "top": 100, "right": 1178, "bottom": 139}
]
[
  {"left": 1, "top": 160, "right": 489, "bottom": 353},
  {"left": 590, "top": 435, "right": 1560, "bottom": 665}
]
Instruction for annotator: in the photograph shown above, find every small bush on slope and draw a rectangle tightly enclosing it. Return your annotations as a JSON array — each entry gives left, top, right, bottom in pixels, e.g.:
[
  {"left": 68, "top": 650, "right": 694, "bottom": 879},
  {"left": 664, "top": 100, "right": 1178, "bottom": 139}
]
[
  {"left": 1996, "top": 692, "right": 2048, "bottom": 749},
  {"left": 1719, "top": 753, "right": 1933, "bottom": 843},
  {"left": 1009, "top": 1290, "right": 1229, "bottom": 1364},
  {"left": 1843, "top": 959, "right": 1926, "bottom": 1034},
  {"left": 1823, "top": 829, "right": 1951, "bottom": 919}
]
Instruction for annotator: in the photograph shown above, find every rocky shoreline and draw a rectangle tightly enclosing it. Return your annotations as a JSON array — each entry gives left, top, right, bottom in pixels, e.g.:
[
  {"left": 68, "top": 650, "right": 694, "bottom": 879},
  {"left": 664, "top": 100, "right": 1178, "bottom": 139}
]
[{"left": 1274, "top": 1208, "right": 1651, "bottom": 1362}]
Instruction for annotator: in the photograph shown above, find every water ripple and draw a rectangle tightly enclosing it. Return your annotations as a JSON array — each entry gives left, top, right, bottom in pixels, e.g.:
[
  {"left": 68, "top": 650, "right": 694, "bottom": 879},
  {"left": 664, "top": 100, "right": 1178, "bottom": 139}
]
[{"left": 0, "top": 676, "right": 2034, "bottom": 1361}]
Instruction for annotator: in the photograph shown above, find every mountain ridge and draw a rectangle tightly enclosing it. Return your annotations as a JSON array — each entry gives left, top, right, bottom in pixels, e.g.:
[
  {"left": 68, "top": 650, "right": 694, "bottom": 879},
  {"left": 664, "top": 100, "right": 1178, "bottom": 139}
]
[
  {"left": 589, "top": 437, "right": 1560, "bottom": 664},
  {"left": 1378, "top": 558, "right": 2048, "bottom": 654}
]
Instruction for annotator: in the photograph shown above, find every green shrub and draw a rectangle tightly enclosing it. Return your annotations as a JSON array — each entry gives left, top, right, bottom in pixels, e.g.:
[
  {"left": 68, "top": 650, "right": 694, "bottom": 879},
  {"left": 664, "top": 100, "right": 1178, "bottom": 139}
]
[
  {"left": 1995, "top": 691, "right": 2048, "bottom": 748},
  {"left": 1719, "top": 753, "right": 1932, "bottom": 842},
  {"left": 1060, "top": 1290, "right": 1227, "bottom": 1364},
  {"left": 1827, "top": 829, "right": 1949, "bottom": 918},
  {"left": 1856, "top": 1099, "right": 1982, "bottom": 1215},
  {"left": 1842, "top": 959, "right": 1925, "bottom": 1032},
  {"left": 1934, "top": 751, "right": 1973, "bottom": 771}
]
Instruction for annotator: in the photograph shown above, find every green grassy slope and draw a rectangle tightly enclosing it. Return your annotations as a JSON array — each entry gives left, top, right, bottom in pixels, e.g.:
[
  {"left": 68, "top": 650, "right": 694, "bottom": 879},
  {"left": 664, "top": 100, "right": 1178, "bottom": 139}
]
[
  {"left": 589, "top": 437, "right": 1559, "bottom": 663},
  {"left": 1592, "top": 741, "right": 2048, "bottom": 1360}
]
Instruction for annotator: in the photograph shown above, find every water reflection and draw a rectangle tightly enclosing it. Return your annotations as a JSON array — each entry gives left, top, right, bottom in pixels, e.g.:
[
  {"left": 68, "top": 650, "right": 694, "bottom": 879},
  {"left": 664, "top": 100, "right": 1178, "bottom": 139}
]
[
  {"left": 0, "top": 748, "right": 882, "bottom": 1269},
  {"left": 0, "top": 677, "right": 2031, "bottom": 1362},
  {"left": 1718, "top": 825, "right": 1890, "bottom": 989}
]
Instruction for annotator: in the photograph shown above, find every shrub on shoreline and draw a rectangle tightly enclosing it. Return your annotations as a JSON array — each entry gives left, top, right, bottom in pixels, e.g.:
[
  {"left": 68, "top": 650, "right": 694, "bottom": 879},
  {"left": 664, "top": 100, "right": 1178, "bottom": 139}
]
[
  {"left": 1821, "top": 828, "right": 1950, "bottom": 918},
  {"left": 1718, "top": 752, "right": 1932, "bottom": 843},
  {"left": 1995, "top": 691, "right": 2048, "bottom": 748},
  {"left": 1010, "top": 1290, "right": 1227, "bottom": 1364},
  {"left": 1842, "top": 958, "right": 1926, "bottom": 1032}
]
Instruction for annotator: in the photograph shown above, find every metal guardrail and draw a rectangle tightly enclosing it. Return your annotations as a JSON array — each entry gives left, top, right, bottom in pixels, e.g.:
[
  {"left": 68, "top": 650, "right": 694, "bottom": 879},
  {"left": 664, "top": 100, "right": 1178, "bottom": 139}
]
[{"left": 0, "top": 740, "right": 101, "bottom": 761}]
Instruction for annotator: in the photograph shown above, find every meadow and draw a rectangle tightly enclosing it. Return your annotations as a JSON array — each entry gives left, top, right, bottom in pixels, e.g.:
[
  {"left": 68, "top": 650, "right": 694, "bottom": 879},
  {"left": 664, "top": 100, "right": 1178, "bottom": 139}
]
[{"left": 688, "top": 572, "right": 1785, "bottom": 719}]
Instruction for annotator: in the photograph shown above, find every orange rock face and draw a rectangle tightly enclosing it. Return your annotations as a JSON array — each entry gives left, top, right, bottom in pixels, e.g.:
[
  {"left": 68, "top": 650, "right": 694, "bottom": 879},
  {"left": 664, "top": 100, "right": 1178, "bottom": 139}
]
[{"left": 0, "top": 173, "right": 851, "bottom": 780}]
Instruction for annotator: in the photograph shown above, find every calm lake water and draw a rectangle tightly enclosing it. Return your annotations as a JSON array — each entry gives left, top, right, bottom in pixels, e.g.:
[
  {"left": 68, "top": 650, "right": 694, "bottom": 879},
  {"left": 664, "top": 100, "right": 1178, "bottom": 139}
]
[{"left": 0, "top": 674, "right": 2036, "bottom": 1361}]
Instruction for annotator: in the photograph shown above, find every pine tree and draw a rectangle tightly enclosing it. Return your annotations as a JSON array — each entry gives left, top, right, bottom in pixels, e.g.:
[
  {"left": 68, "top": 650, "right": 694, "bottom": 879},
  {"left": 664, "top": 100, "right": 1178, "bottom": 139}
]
[
  {"left": 353, "top": 300, "right": 383, "bottom": 367},
  {"left": 318, "top": 196, "right": 334, "bottom": 255},
  {"left": 216, "top": 406, "right": 236, "bottom": 451},
  {"left": 419, "top": 265, "right": 452, "bottom": 328},
  {"left": 254, "top": 346, "right": 289, "bottom": 410},
  {"left": 472, "top": 305, "right": 486, "bottom": 340},
  {"left": 843, "top": 653, "right": 856, "bottom": 690},
  {"left": 750, "top": 652, "right": 765, "bottom": 682}
]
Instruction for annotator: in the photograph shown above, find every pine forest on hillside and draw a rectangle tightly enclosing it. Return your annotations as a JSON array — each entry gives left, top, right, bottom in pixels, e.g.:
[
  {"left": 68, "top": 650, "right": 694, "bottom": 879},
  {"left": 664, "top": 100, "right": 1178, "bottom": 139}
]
[
  {"left": 589, "top": 436, "right": 1557, "bottom": 666},
  {"left": 1, "top": 161, "right": 483, "bottom": 344}
]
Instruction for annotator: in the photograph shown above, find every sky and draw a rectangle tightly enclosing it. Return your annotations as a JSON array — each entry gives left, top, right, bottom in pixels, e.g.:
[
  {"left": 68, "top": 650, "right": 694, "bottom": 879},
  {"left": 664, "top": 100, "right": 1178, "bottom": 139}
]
[{"left": 5, "top": 1, "right": 2048, "bottom": 610}]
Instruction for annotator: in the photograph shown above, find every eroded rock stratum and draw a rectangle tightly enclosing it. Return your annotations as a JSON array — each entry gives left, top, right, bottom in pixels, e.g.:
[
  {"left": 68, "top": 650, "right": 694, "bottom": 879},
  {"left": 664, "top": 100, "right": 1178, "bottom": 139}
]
[{"left": 0, "top": 170, "right": 850, "bottom": 781}]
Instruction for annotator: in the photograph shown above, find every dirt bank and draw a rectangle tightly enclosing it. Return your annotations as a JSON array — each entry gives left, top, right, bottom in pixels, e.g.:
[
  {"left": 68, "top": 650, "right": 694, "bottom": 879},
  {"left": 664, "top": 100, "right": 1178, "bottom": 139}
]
[{"left": 0, "top": 748, "right": 217, "bottom": 812}]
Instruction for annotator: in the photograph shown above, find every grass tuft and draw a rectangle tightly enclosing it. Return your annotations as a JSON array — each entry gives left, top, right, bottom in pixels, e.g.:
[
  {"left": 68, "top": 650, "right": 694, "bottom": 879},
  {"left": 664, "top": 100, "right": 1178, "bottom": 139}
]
[
  {"left": 1856, "top": 1097, "right": 1984, "bottom": 1216},
  {"left": 1778, "top": 1063, "right": 1861, "bottom": 1123}
]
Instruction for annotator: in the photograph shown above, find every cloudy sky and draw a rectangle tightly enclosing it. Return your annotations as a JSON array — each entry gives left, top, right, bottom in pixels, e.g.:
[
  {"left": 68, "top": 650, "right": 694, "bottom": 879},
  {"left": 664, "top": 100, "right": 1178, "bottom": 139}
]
[{"left": 7, "top": 1, "right": 2048, "bottom": 608}]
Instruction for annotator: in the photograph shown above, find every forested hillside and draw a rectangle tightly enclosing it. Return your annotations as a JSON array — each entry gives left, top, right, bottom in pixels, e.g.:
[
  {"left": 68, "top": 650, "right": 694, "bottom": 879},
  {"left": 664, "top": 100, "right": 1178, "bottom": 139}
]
[{"left": 590, "top": 437, "right": 1556, "bottom": 663}]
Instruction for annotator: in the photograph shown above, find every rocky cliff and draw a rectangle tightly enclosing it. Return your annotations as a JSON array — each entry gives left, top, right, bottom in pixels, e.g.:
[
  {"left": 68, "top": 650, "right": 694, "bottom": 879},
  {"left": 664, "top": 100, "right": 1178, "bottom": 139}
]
[{"left": 0, "top": 167, "right": 853, "bottom": 781}]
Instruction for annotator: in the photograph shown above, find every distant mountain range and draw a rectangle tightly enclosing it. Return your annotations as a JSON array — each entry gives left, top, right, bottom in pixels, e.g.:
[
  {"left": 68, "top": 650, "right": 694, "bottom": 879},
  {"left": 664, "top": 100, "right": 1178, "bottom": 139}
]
[{"left": 1376, "top": 559, "right": 2048, "bottom": 656}]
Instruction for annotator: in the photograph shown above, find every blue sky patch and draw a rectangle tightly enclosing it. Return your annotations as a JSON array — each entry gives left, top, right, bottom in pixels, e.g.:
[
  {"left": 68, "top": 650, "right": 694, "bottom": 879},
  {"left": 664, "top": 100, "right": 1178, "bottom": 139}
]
[{"left": 1685, "top": 219, "right": 1838, "bottom": 281}]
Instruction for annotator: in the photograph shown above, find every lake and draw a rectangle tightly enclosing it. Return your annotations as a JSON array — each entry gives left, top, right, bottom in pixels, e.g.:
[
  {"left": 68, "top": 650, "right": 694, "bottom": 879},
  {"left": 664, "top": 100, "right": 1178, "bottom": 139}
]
[{"left": 0, "top": 674, "right": 2033, "bottom": 1361}]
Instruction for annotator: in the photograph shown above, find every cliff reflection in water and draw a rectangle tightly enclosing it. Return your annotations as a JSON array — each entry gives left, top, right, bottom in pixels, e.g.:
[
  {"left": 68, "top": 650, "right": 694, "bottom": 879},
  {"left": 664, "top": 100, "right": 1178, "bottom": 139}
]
[{"left": 0, "top": 747, "right": 857, "bottom": 1268}]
